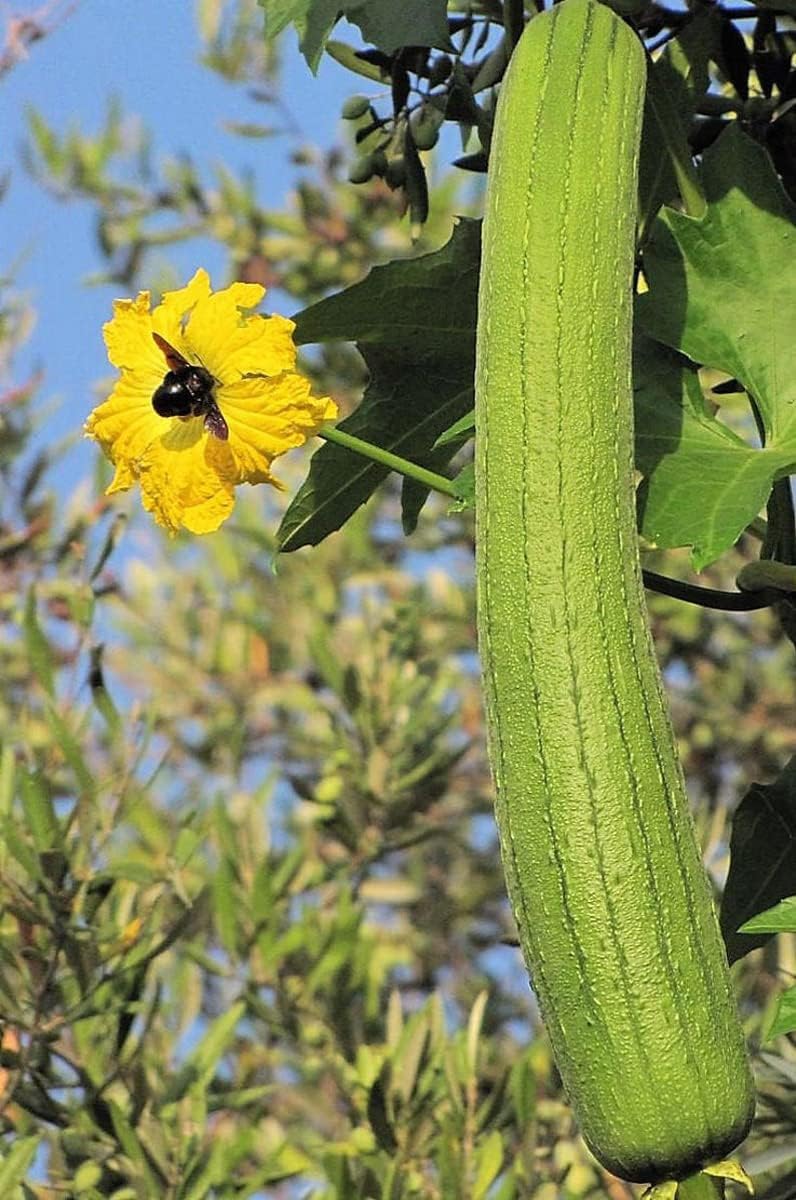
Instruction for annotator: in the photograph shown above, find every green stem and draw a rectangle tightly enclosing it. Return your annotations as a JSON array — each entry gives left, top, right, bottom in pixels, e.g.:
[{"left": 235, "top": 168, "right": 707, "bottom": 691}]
[
  {"left": 318, "top": 424, "right": 461, "bottom": 499},
  {"left": 678, "top": 1172, "right": 724, "bottom": 1200},
  {"left": 642, "top": 569, "right": 777, "bottom": 612}
]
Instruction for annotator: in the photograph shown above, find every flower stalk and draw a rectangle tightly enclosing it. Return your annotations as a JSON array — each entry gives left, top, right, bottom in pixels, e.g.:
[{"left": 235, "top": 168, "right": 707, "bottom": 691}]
[{"left": 318, "top": 425, "right": 461, "bottom": 499}]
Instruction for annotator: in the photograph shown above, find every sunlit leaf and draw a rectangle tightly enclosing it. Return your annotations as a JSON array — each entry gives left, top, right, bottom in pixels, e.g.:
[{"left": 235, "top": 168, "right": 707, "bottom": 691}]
[
  {"left": 638, "top": 125, "right": 796, "bottom": 564},
  {"left": 765, "top": 986, "right": 796, "bottom": 1040}
]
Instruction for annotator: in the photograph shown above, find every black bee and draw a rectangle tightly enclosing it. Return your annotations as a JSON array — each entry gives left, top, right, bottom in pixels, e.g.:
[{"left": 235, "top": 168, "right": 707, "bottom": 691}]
[{"left": 151, "top": 332, "right": 229, "bottom": 441}]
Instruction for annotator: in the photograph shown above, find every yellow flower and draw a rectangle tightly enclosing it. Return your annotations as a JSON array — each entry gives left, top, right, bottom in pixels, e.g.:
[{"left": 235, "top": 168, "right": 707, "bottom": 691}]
[{"left": 85, "top": 268, "right": 337, "bottom": 535}]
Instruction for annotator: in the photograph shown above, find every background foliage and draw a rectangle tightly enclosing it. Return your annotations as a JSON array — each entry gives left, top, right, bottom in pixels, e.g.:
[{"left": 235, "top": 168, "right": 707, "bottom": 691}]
[{"left": 1, "top": 1, "right": 795, "bottom": 1197}]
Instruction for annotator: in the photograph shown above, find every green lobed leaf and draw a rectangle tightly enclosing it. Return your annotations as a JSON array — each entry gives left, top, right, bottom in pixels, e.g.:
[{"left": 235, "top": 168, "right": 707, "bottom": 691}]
[
  {"left": 301, "top": 0, "right": 341, "bottom": 70},
  {"left": 740, "top": 894, "right": 796, "bottom": 933},
  {"left": 641, "top": 125, "right": 796, "bottom": 433},
  {"left": 278, "top": 219, "right": 479, "bottom": 551},
  {"left": 449, "top": 462, "right": 474, "bottom": 512},
  {"left": 343, "top": 0, "right": 454, "bottom": 56},
  {"left": 638, "top": 11, "right": 713, "bottom": 236},
  {"left": 633, "top": 334, "right": 792, "bottom": 568},
  {"left": 400, "top": 439, "right": 470, "bottom": 533},
  {"left": 400, "top": 405, "right": 476, "bottom": 529},
  {"left": 638, "top": 125, "right": 796, "bottom": 565},
  {"left": 284, "top": 140, "right": 793, "bottom": 568},
  {"left": 262, "top": 0, "right": 454, "bottom": 71},
  {"left": 259, "top": 0, "right": 313, "bottom": 41},
  {"left": 719, "top": 755, "right": 796, "bottom": 963},
  {"left": 259, "top": 0, "right": 340, "bottom": 72},
  {"left": 434, "top": 410, "right": 474, "bottom": 448}
]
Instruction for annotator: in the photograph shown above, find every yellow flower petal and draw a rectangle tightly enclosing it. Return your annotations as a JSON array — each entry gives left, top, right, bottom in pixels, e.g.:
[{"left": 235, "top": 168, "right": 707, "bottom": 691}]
[
  {"left": 106, "top": 460, "right": 137, "bottom": 494},
  {"left": 85, "top": 372, "right": 163, "bottom": 466},
  {"left": 103, "top": 292, "right": 163, "bottom": 375},
  {"left": 87, "top": 269, "right": 336, "bottom": 534},
  {"left": 156, "top": 268, "right": 212, "bottom": 324},
  {"left": 151, "top": 268, "right": 212, "bottom": 354},
  {"left": 221, "top": 373, "right": 337, "bottom": 480},
  {"left": 185, "top": 285, "right": 297, "bottom": 381},
  {"left": 137, "top": 420, "right": 236, "bottom": 535},
  {"left": 206, "top": 433, "right": 283, "bottom": 490}
]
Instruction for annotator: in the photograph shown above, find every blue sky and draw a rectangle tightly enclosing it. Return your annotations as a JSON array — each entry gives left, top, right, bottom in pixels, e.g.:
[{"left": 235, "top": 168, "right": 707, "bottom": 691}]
[{"left": 2, "top": 0, "right": 358, "bottom": 494}]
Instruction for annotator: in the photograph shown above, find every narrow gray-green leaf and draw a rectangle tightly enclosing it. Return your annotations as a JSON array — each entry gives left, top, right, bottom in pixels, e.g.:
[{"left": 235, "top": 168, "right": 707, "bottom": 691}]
[{"left": 0, "top": 1136, "right": 41, "bottom": 1192}]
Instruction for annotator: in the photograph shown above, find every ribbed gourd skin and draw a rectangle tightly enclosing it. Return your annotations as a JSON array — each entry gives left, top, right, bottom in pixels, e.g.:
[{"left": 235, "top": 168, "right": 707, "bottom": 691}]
[{"left": 475, "top": 0, "right": 755, "bottom": 1183}]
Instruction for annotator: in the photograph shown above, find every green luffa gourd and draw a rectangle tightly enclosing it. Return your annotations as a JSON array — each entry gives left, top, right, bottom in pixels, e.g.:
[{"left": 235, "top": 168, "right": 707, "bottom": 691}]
[{"left": 475, "top": 0, "right": 755, "bottom": 1182}]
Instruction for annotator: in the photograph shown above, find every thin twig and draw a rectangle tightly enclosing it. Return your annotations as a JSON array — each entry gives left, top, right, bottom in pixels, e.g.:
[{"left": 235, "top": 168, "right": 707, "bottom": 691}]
[{"left": 0, "top": 0, "right": 78, "bottom": 77}]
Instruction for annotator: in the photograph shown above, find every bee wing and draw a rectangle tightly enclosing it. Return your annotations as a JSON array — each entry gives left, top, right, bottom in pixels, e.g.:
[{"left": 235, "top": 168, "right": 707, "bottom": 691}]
[
  {"left": 152, "top": 331, "right": 189, "bottom": 373},
  {"left": 203, "top": 403, "right": 229, "bottom": 441}
]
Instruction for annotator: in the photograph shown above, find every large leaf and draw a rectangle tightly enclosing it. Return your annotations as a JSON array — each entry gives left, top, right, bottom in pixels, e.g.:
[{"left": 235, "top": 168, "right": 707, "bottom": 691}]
[
  {"left": 283, "top": 129, "right": 793, "bottom": 560},
  {"left": 277, "top": 219, "right": 479, "bottom": 552},
  {"left": 343, "top": 0, "right": 454, "bottom": 56},
  {"left": 638, "top": 124, "right": 796, "bottom": 565},
  {"left": 633, "top": 336, "right": 794, "bottom": 568},
  {"left": 301, "top": 0, "right": 342, "bottom": 70},
  {"left": 260, "top": 0, "right": 453, "bottom": 72},
  {"left": 638, "top": 11, "right": 714, "bottom": 236},
  {"left": 719, "top": 755, "right": 796, "bottom": 964},
  {"left": 259, "top": 0, "right": 311, "bottom": 38},
  {"left": 740, "top": 896, "right": 796, "bottom": 1039},
  {"left": 741, "top": 894, "right": 796, "bottom": 935},
  {"left": 766, "top": 986, "right": 796, "bottom": 1040}
]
